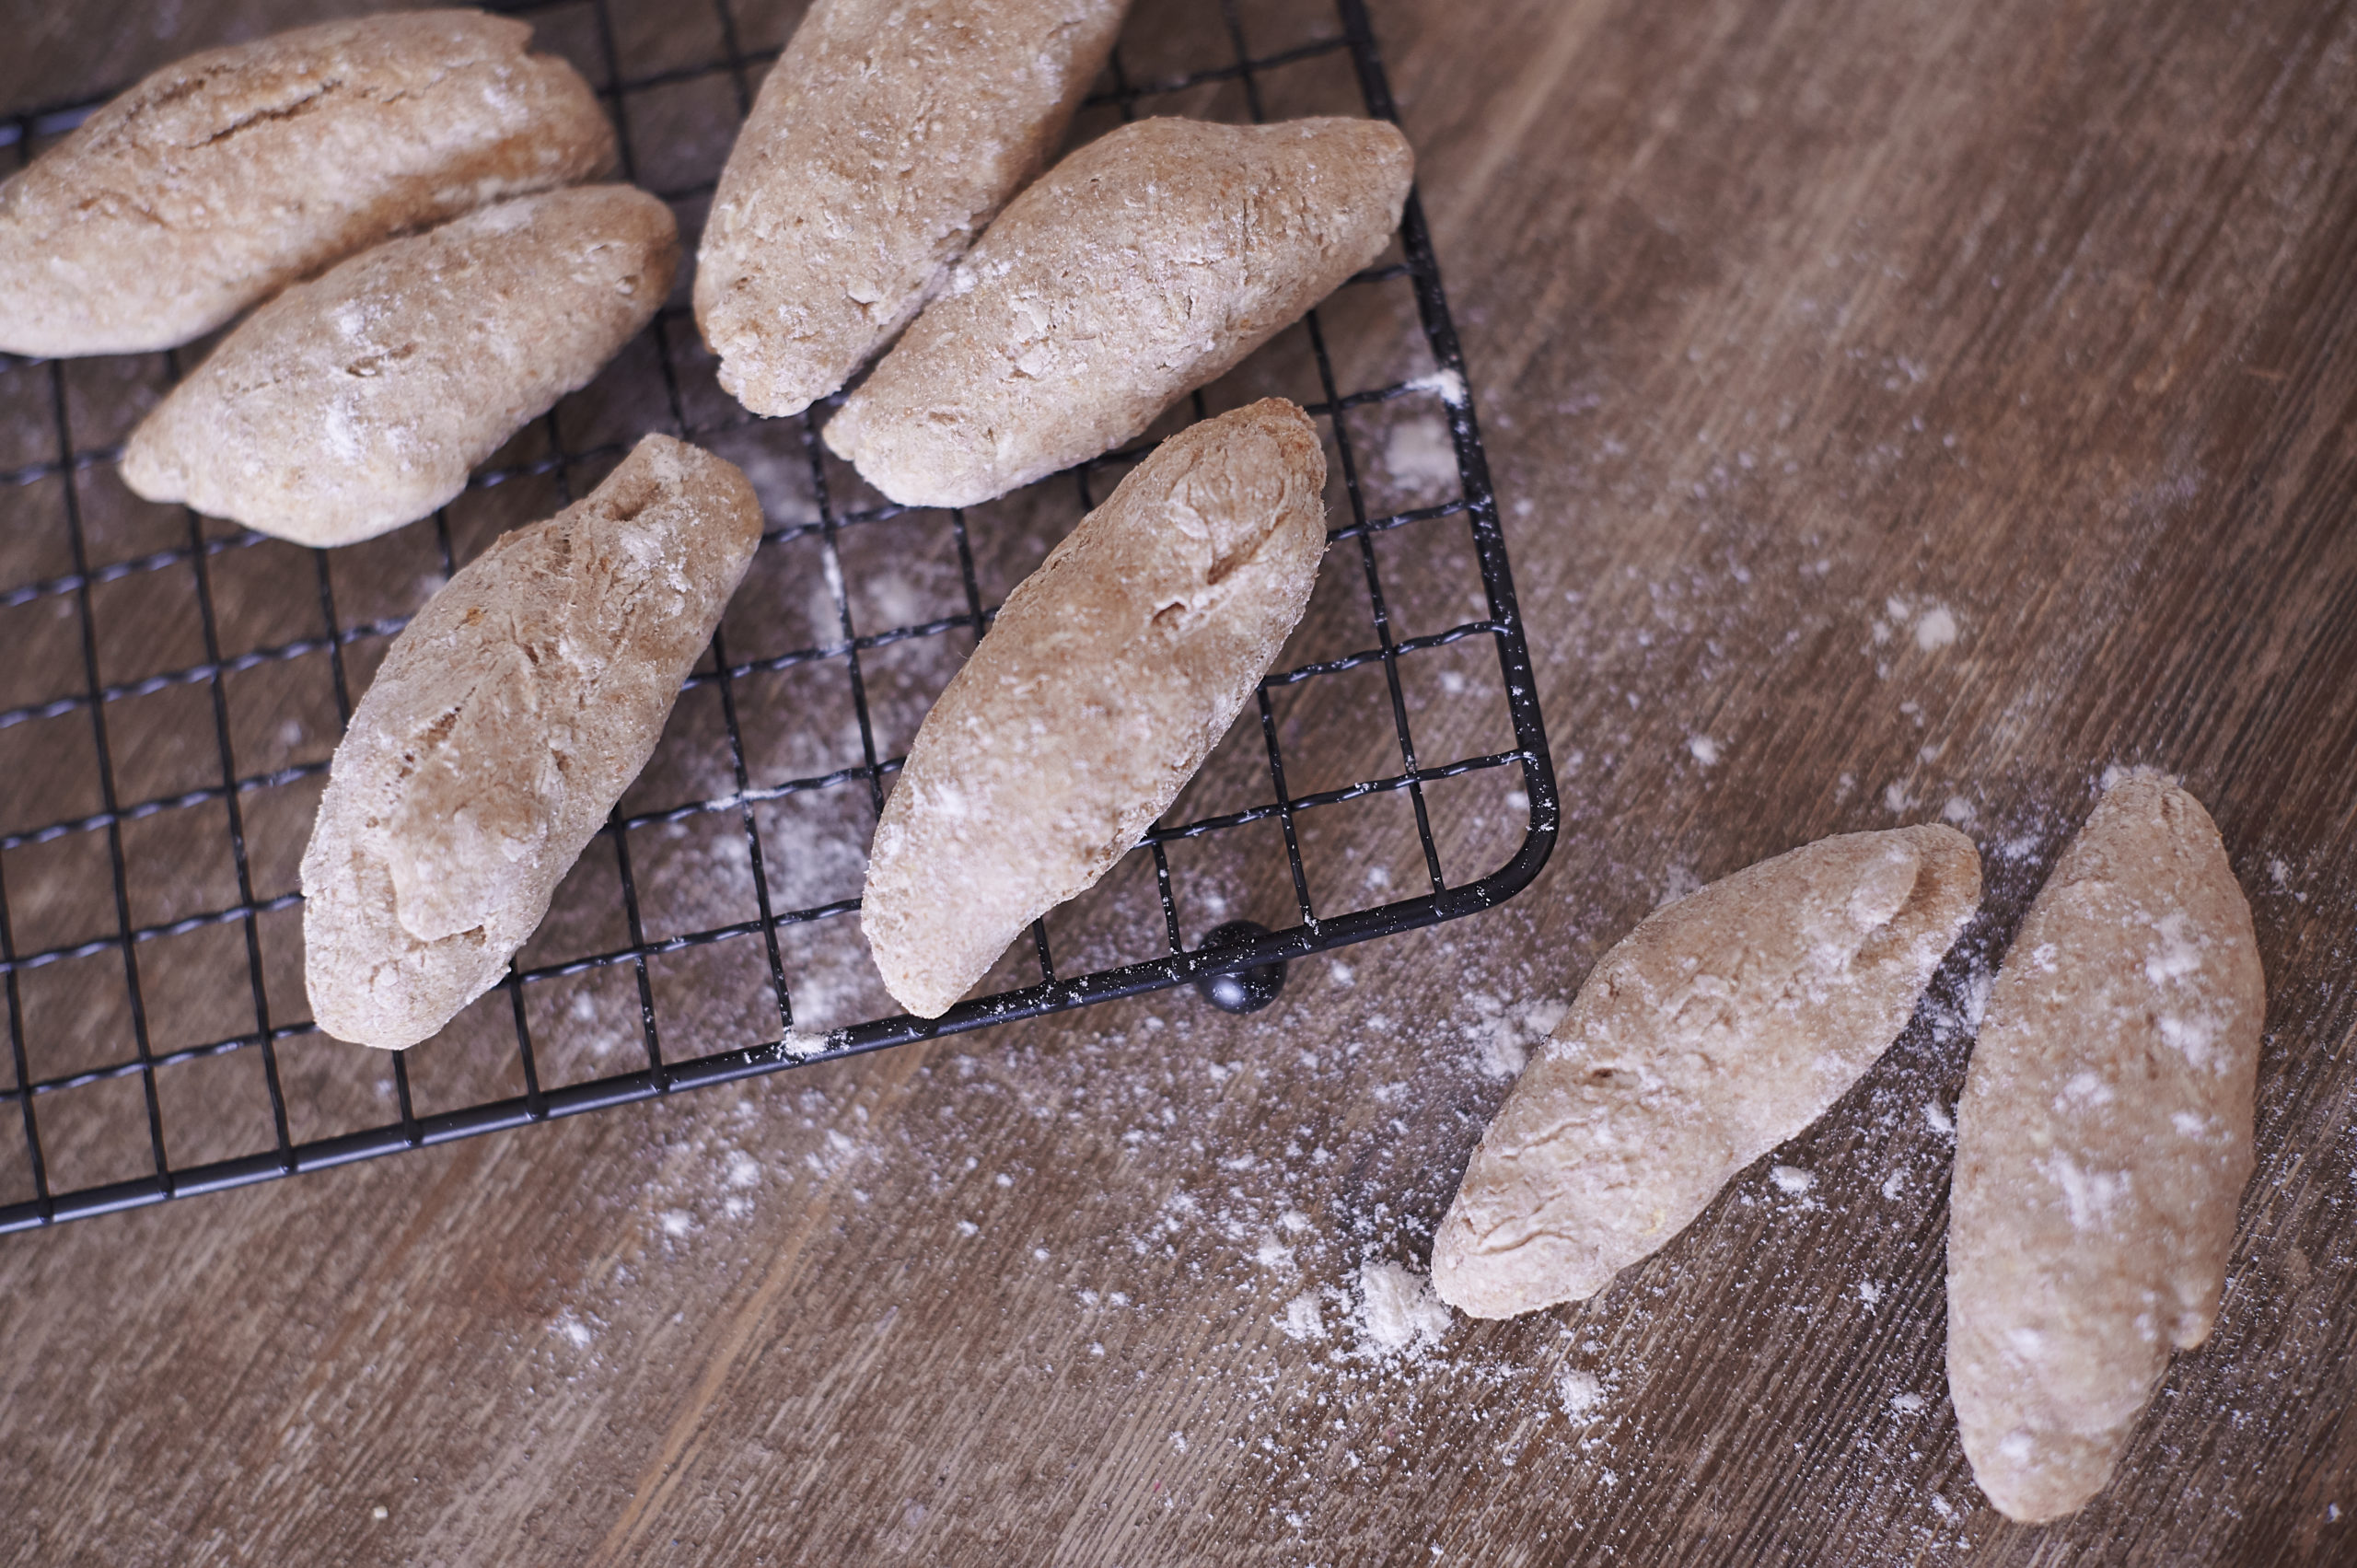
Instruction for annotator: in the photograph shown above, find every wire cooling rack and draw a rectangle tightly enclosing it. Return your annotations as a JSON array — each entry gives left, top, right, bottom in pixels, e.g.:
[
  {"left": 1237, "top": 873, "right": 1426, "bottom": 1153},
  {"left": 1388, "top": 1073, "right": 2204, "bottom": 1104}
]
[{"left": 0, "top": 0, "right": 1556, "bottom": 1232}]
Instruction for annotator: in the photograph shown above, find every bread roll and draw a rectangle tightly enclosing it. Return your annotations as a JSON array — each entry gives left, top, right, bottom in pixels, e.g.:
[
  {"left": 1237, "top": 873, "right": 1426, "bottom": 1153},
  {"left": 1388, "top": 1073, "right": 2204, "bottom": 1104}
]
[
  {"left": 302, "top": 436, "right": 764, "bottom": 1050},
  {"left": 1948, "top": 774, "right": 2264, "bottom": 1522},
  {"left": 695, "top": 0, "right": 1130, "bottom": 418},
  {"left": 862, "top": 399, "right": 1327, "bottom": 1017},
  {"left": 122, "top": 186, "right": 677, "bottom": 548},
  {"left": 1432, "top": 826, "right": 1982, "bottom": 1318},
  {"left": 823, "top": 117, "right": 1412, "bottom": 507},
  {"left": 0, "top": 10, "right": 613, "bottom": 359}
]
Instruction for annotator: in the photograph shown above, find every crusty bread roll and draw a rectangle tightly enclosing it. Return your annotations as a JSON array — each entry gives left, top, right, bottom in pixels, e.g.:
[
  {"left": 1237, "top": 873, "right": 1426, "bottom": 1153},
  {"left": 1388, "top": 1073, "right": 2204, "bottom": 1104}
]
[
  {"left": 1432, "top": 826, "right": 1982, "bottom": 1318},
  {"left": 823, "top": 117, "right": 1412, "bottom": 508},
  {"left": 1948, "top": 773, "right": 2264, "bottom": 1523},
  {"left": 302, "top": 436, "right": 764, "bottom": 1050},
  {"left": 0, "top": 10, "right": 613, "bottom": 359},
  {"left": 695, "top": 0, "right": 1130, "bottom": 418},
  {"left": 862, "top": 399, "right": 1328, "bottom": 1017},
  {"left": 122, "top": 187, "right": 677, "bottom": 549}
]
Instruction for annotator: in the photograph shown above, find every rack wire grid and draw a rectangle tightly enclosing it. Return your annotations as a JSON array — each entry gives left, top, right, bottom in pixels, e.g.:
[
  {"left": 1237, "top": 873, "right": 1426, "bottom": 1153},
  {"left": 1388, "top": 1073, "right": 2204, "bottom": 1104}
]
[{"left": 0, "top": 0, "right": 1558, "bottom": 1233}]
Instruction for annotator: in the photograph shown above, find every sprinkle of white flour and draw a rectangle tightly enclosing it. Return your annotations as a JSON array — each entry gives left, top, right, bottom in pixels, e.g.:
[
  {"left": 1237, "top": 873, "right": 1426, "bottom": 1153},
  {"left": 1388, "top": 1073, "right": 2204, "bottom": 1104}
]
[
  {"left": 1354, "top": 1262, "right": 1451, "bottom": 1355},
  {"left": 1465, "top": 993, "right": 1568, "bottom": 1080},
  {"left": 1891, "top": 1391, "right": 1928, "bottom": 1414},
  {"left": 1687, "top": 735, "right": 1720, "bottom": 767},
  {"left": 1280, "top": 1293, "right": 1328, "bottom": 1342},
  {"left": 1557, "top": 1368, "right": 1605, "bottom": 1419},
  {"left": 1913, "top": 604, "right": 1959, "bottom": 652},
  {"left": 1382, "top": 416, "right": 1458, "bottom": 502},
  {"left": 1770, "top": 1165, "right": 1815, "bottom": 1196},
  {"left": 1405, "top": 367, "right": 1469, "bottom": 407}
]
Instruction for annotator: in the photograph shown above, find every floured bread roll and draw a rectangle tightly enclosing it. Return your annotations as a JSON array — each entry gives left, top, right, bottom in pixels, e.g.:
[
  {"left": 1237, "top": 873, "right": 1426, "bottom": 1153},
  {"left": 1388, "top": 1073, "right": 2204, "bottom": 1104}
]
[
  {"left": 862, "top": 399, "right": 1327, "bottom": 1017},
  {"left": 1948, "top": 773, "right": 2264, "bottom": 1523},
  {"left": 302, "top": 436, "right": 764, "bottom": 1050},
  {"left": 824, "top": 116, "right": 1411, "bottom": 507},
  {"left": 0, "top": 10, "right": 612, "bottom": 358},
  {"left": 696, "top": 0, "right": 1130, "bottom": 417},
  {"left": 1432, "top": 826, "right": 1982, "bottom": 1318},
  {"left": 122, "top": 185, "right": 676, "bottom": 548}
]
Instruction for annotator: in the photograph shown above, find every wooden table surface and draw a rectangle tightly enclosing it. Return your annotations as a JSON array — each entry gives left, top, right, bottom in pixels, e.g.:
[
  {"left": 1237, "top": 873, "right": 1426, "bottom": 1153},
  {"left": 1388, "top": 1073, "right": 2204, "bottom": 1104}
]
[{"left": 5, "top": 0, "right": 2355, "bottom": 1562}]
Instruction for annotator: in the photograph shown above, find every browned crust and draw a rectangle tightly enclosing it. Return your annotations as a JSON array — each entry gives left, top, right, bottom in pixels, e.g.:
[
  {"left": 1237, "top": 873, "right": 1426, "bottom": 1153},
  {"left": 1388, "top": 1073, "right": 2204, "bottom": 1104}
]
[
  {"left": 822, "top": 117, "right": 1412, "bottom": 507},
  {"left": 300, "top": 436, "right": 765, "bottom": 1050},
  {"left": 695, "top": 0, "right": 1130, "bottom": 418},
  {"left": 1433, "top": 826, "right": 1983, "bottom": 1318},
  {"left": 860, "top": 399, "right": 1329, "bottom": 1017},
  {"left": 122, "top": 185, "right": 677, "bottom": 548},
  {"left": 1948, "top": 774, "right": 2265, "bottom": 1522},
  {"left": 0, "top": 9, "right": 614, "bottom": 357}
]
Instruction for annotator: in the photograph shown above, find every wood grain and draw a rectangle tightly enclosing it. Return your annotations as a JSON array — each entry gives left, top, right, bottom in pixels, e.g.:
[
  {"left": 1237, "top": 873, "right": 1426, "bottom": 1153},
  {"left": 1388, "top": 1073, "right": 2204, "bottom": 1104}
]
[{"left": 4, "top": 0, "right": 2355, "bottom": 1563}]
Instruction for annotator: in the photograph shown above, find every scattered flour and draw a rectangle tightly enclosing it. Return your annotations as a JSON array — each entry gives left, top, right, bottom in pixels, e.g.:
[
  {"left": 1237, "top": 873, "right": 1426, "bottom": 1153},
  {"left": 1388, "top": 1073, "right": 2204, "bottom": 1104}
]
[
  {"left": 1687, "top": 735, "right": 1720, "bottom": 767},
  {"left": 1557, "top": 1368, "right": 1605, "bottom": 1419},
  {"left": 1870, "top": 594, "right": 1963, "bottom": 655},
  {"left": 1770, "top": 1165, "right": 1815, "bottom": 1196},
  {"left": 1912, "top": 605, "right": 1959, "bottom": 652},
  {"left": 1464, "top": 993, "right": 1569, "bottom": 1080},
  {"left": 1353, "top": 1262, "right": 1451, "bottom": 1356},
  {"left": 1405, "top": 367, "right": 1469, "bottom": 407},
  {"left": 1381, "top": 415, "right": 1459, "bottom": 503},
  {"left": 1279, "top": 1293, "right": 1327, "bottom": 1342}
]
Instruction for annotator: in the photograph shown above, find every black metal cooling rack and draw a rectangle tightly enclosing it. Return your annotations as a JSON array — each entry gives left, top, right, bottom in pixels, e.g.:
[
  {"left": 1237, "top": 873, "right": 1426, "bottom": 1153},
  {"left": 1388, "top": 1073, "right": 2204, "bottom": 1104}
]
[{"left": 0, "top": 0, "right": 1556, "bottom": 1232}]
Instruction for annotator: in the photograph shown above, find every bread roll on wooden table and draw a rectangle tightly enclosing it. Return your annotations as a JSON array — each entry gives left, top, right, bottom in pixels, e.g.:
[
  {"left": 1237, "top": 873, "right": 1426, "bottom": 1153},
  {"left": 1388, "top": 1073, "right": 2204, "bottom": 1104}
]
[
  {"left": 1432, "top": 826, "right": 1982, "bottom": 1318},
  {"left": 823, "top": 117, "right": 1412, "bottom": 508},
  {"left": 122, "top": 186, "right": 677, "bottom": 549},
  {"left": 302, "top": 436, "right": 764, "bottom": 1051},
  {"left": 695, "top": 0, "right": 1130, "bottom": 418},
  {"left": 1948, "top": 773, "right": 2265, "bottom": 1522},
  {"left": 0, "top": 10, "right": 612, "bottom": 359},
  {"left": 861, "top": 399, "right": 1328, "bottom": 1018}
]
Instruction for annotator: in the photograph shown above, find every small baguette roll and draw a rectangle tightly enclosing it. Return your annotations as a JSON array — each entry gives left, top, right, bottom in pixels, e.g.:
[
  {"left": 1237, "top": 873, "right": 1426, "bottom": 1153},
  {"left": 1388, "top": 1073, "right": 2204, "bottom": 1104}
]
[
  {"left": 301, "top": 436, "right": 764, "bottom": 1050},
  {"left": 823, "top": 117, "right": 1412, "bottom": 508},
  {"left": 1432, "top": 826, "right": 1983, "bottom": 1318},
  {"left": 1948, "top": 774, "right": 2264, "bottom": 1523},
  {"left": 122, "top": 186, "right": 677, "bottom": 548},
  {"left": 695, "top": 0, "right": 1130, "bottom": 418},
  {"left": 862, "top": 399, "right": 1328, "bottom": 1017},
  {"left": 0, "top": 10, "right": 613, "bottom": 359}
]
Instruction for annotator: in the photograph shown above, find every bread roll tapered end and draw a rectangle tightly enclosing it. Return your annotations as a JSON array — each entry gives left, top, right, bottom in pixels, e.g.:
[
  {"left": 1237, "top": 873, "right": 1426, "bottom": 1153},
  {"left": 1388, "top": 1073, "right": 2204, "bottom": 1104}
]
[
  {"left": 862, "top": 399, "right": 1328, "bottom": 1017},
  {"left": 303, "top": 436, "right": 763, "bottom": 1048},
  {"left": 1948, "top": 773, "right": 2264, "bottom": 1522},
  {"left": 1434, "top": 824, "right": 1982, "bottom": 1318},
  {"left": 822, "top": 117, "right": 1412, "bottom": 508},
  {"left": 0, "top": 10, "right": 613, "bottom": 358}
]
